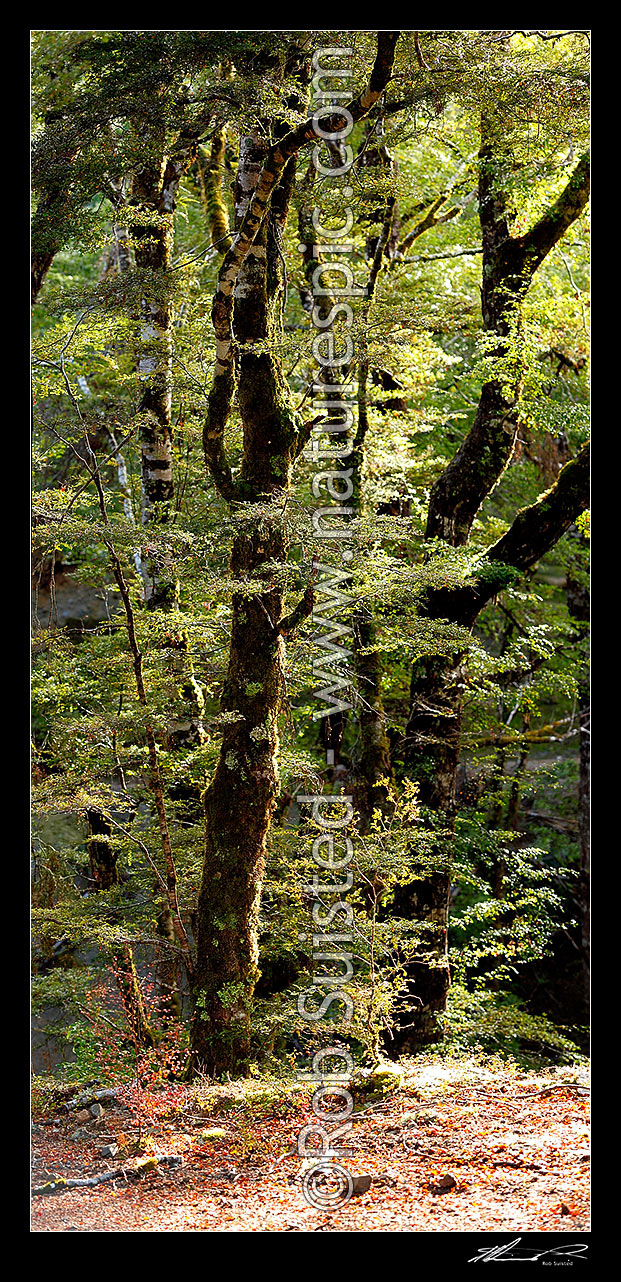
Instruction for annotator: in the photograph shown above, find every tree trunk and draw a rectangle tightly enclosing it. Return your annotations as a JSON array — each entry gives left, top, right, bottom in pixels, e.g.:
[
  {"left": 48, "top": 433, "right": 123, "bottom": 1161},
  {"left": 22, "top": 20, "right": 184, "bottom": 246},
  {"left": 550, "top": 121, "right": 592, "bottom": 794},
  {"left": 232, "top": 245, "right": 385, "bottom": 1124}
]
[
  {"left": 395, "top": 123, "right": 589, "bottom": 1051},
  {"left": 349, "top": 194, "right": 397, "bottom": 826},
  {"left": 392, "top": 655, "right": 462, "bottom": 1049},
  {"left": 85, "top": 807, "right": 118, "bottom": 891},
  {"left": 351, "top": 610, "right": 392, "bottom": 827},
  {"left": 190, "top": 33, "right": 406, "bottom": 1074},
  {"left": 191, "top": 129, "right": 301, "bottom": 1074},
  {"left": 198, "top": 130, "right": 234, "bottom": 253},
  {"left": 566, "top": 532, "right": 590, "bottom": 1015},
  {"left": 130, "top": 144, "right": 186, "bottom": 606},
  {"left": 191, "top": 521, "right": 287, "bottom": 1072}
]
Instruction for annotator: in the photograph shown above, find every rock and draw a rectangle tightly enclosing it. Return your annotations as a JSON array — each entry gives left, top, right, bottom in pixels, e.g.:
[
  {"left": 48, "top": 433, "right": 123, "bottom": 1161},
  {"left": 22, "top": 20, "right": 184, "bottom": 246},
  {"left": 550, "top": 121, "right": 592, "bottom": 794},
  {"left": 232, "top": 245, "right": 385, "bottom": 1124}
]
[
  {"left": 351, "top": 1174, "right": 372, "bottom": 1196},
  {"left": 298, "top": 1150, "right": 338, "bottom": 1179},
  {"left": 100, "top": 1144, "right": 118, "bottom": 1159},
  {"left": 560, "top": 1203, "right": 571, "bottom": 1216},
  {"left": 402, "top": 1108, "right": 439, "bottom": 1126},
  {"left": 70, "top": 1128, "right": 91, "bottom": 1142},
  {"left": 352, "top": 1061, "right": 404, "bottom": 1100},
  {"left": 90, "top": 1103, "right": 104, "bottom": 1119},
  {"left": 200, "top": 1127, "right": 227, "bottom": 1141},
  {"left": 416, "top": 1110, "right": 440, "bottom": 1126},
  {"left": 371, "top": 1064, "right": 404, "bottom": 1094},
  {"left": 76, "top": 1109, "right": 91, "bottom": 1124},
  {"left": 431, "top": 1173, "right": 457, "bottom": 1194}
]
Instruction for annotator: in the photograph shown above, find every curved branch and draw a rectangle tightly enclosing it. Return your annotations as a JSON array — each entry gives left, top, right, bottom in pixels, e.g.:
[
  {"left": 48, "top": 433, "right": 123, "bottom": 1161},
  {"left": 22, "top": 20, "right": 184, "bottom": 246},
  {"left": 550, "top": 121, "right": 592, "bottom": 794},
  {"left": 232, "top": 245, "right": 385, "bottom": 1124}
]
[
  {"left": 426, "top": 144, "right": 589, "bottom": 547},
  {"left": 427, "top": 442, "right": 590, "bottom": 627},
  {"left": 513, "top": 151, "right": 590, "bottom": 277},
  {"left": 202, "top": 32, "right": 400, "bottom": 498}
]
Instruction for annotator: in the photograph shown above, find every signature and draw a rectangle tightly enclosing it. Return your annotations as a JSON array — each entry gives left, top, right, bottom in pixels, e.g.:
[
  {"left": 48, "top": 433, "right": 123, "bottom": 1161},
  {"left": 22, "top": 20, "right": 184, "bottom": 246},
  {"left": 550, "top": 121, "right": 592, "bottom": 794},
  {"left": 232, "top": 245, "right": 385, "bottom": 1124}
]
[{"left": 469, "top": 1238, "right": 588, "bottom": 1263}]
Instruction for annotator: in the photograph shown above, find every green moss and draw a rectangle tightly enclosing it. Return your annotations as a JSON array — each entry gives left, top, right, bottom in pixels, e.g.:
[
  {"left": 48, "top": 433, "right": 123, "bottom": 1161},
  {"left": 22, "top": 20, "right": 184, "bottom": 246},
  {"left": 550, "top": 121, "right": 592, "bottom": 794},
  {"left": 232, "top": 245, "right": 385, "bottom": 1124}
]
[{"left": 200, "top": 1126, "right": 227, "bottom": 1141}]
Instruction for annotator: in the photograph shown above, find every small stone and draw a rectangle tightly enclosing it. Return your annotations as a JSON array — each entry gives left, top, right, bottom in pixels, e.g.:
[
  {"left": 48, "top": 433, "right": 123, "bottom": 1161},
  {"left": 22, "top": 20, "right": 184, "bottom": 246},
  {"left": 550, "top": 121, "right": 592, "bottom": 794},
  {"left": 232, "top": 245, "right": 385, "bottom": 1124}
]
[
  {"left": 70, "top": 1128, "right": 91, "bottom": 1142},
  {"left": 560, "top": 1203, "right": 571, "bottom": 1216},
  {"left": 401, "top": 1111, "right": 418, "bottom": 1125},
  {"left": 431, "top": 1173, "right": 457, "bottom": 1193},
  {"left": 100, "top": 1143, "right": 118, "bottom": 1159},
  {"left": 90, "top": 1103, "right": 104, "bottom": 1119},
  {"left": 416, "top": 1110, "right": 440, "bottom": 1126},
  {"left": 200, "top": 1127, "right": 227, "bottom": 1141},
  {"left": 351, "top": 1174, "right": 372, "bottom": 1196},
  {"left": 76, "top": 1109, "right": 91, "bottom": 1124}
]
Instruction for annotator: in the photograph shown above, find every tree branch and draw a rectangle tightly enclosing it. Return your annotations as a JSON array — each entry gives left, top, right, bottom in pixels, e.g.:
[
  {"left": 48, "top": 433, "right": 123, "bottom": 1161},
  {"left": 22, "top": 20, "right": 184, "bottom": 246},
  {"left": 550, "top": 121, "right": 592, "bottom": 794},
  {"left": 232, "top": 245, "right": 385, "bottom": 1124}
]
[
  {"left": 275, "top": 582, "right": 315, "bottom": 636},
  {"left": 201, "top": 32, "right": 400, "bottom": 499},
  {"left": 513, "top": 151, "right": 590, "bottom": 276},
  {"left": 427, "top": 442, "right": 590, "bottom": 627},
  {"left": 397, "top": 194, "right": 460, "bottom": 254}
]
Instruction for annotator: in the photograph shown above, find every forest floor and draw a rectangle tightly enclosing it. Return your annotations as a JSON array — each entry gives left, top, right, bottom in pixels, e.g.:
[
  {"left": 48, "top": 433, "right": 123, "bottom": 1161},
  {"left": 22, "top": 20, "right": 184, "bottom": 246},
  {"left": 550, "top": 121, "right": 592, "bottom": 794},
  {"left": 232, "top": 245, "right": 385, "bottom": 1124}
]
[{"left": 31, "top": 1056, "right": 590, "bottom": 1233}]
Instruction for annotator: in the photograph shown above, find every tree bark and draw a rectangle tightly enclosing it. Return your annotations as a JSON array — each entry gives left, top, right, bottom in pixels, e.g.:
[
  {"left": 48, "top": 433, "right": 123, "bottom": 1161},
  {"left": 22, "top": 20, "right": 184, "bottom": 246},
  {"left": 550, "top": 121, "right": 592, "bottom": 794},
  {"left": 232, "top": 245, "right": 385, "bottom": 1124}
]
[
  {"left": 85, "top": 807, "right": 118, "bottom": 890},
  {"left": 426, "top": 126, "right": 589, "bottom": 547},
  {"left": 191, "top": 35, "right": 399, "bottom": 1074},
  {"left": 397, "top": 117, "right": 589, "bottom": 1050},
  {"left": 191, "top": 130, "right": 300, "bottom": 1074},
  {"left": 198, "top": 130, "right": 234, "bottom": 254},
  {"left": 397, "top": 446, "right": 590, "bottom": 1051}
]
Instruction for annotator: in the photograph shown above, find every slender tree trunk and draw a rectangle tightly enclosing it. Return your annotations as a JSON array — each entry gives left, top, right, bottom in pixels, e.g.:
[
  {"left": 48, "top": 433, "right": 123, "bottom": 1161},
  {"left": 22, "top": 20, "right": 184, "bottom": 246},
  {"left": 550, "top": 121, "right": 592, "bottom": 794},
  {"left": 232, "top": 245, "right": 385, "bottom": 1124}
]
[
  {"left": 198, "top": 130, "right": 234, "bottom": 253},
  {"left": 349, "top": 195, "right": 396, "bottom": 826},
  {"left": 116, "top": 944, "right": 156, "bottom": 1049},
  {"left": 130, "top": 145, "right": 186, "bottom": 607},
  {"left": 505, "top": 745, "right": 529, "bottom": 834}
]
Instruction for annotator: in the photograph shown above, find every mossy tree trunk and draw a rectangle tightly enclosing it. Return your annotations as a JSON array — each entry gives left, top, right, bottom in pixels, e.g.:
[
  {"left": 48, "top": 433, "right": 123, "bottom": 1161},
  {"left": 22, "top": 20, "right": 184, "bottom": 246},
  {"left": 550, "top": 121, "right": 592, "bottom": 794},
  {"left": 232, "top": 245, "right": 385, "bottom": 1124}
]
[
  {"left": 191, "top": 129, "right": 303, "bottom": 1075},
  {"left": 198, "top": 128, "right": 234, "bottom": 254},
  {"left": 85, "top": 807, "right": 119, "bottom": 890},
  {"left": 398, "top": 126, "right": 589, "bottom": 1050},
  {"left": 349, "top": 194, "right": 397, "bottom": 826},
  {"left": 191, "top": 36, "right": 400, "bottom": 1074},
  {"left": 397, "top": 443, "right": 590, "bottom": 1049}
]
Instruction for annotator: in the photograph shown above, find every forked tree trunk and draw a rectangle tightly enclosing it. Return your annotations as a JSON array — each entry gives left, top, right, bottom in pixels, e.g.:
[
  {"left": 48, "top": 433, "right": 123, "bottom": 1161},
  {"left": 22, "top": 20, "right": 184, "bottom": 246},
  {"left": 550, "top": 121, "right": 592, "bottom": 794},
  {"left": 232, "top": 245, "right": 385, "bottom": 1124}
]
[
  {"left": 191, "top": 130, "right": 302, "bottom": 1074},
  {"left": 395, "top": 123, "right": 590, "bottom": 1052},
  {"left": 189, "top": 32, "right": 404, "bottom": 1073}
]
